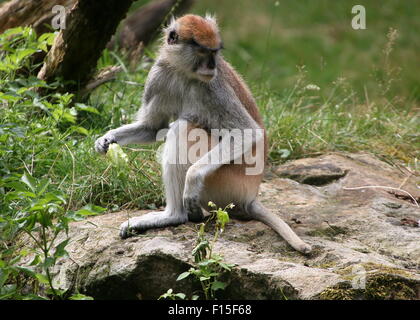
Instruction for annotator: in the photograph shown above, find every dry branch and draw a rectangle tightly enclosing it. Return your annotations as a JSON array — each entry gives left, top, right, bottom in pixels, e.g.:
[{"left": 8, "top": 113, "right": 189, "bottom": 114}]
[
  {"left": 37, "top": 0, "right": 133, "bottom": 97},
  {"left": 108, "top": 0, "right": 195, "bottom": 51},
  {"left": 0, "top": 0, "right": 74, "bottom": 34}
]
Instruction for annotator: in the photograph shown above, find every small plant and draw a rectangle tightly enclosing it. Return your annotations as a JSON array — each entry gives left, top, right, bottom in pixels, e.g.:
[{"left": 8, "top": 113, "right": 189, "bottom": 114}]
[
  {"left": 0, "top": 172, "right": 103, "bottom": 299},
  {"left": 158, "top": 289, "right": 189, "bottom": 301},
  {"left": 0, "top": 27, "right": 55, "bottom": 76},
  {"left": 160, "top": 202, "right": 235, "bottom": 300}
]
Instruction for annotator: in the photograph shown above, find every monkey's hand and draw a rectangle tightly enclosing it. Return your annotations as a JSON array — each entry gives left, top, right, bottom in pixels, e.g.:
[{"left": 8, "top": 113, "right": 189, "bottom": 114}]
[{"left": 95, "top": 132, "right": 117, "bottom": 154}]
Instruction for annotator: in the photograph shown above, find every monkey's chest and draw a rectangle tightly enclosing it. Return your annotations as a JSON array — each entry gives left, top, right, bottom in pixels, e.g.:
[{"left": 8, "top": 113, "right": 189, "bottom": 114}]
[{"left": 178, "top": 112, "right": 212, "bottom": 134}]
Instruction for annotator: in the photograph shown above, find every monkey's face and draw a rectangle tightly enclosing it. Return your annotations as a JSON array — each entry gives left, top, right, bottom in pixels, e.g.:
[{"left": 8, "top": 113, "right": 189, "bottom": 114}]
[
  {"left": 164, "top": 31, "right": 222, "bottom": 83},
  {"left": 163, "top": 15, "right": 223, "bottom": 83},
  {"left": 189, "top": 40, "right": 221, "bottom": 82}
]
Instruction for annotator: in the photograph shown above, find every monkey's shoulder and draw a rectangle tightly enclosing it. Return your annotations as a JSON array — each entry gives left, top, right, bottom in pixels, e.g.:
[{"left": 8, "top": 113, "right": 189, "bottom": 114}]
[{"left": 143, "top": 61, "right": 186, "bottom": 103}]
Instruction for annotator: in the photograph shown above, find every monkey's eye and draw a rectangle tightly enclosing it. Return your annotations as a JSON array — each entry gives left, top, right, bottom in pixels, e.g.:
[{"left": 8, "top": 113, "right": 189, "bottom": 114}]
[
  {"left": 188, "top": 39, "right": 200, "bottom": 47},
  {"left": 197, "top": 48, "right": 208, "bottom": 55},
  {"left": 168, "top": 30, "right": 178, "bottom": 45}
]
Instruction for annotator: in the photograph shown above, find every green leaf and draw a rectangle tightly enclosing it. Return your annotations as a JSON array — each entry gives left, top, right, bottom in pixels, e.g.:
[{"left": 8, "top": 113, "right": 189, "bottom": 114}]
[
  {"left": 6, "top": 181, "right": 31, "bottom": 193},
  {"left": 74, "top": 204, "right": 106, "bottom": 216},
  {"left": 38, "top": 32, "right": 55, "bottom": 45},
  {"left": 219, "top": 262, "right": 234, "bottom": 271},
  {"left": 75, "top": 103, "right": 100, "bottom": 114},
  {"left": 70, "top": 126, "right": 89, "bottom": 136},
  {"left": 35, "top": 273, "right": 49, "bottom": 284},
  {"left": 21, "top": 172, "right": 36, "bottom": 192},
  {"left": 174, "top": 293, "right": 186, "bottom": 300},
  {"left": 36, "top": 179, "right": 50, "bottom": 197},
  {"left": 15, "top": 266, "right": 36, "bottom": 278},
  {"left": 0, "top": 93, "right": 20, "bottom": 102},
  {"left": 32, "top": 98, "right": 49, "bottom": 112},
  {"left": 211, "top": 281, "right": 227, "bottom": 291},
  {"left": 197, "top": 259, "right": 216, "bottom": 267},
  {"left": 38, "top": 33, "right": 55, "bottom": 52},
  {"left": 0, "top": 284, "right": 17, "bottom": 299},
  {"left": 216, "top": 209, "right": 229, "bottom": 230},
  {"left": 176, "top": 272, "right": 190, "bottom": 281},
  {"left": 69, "top": 293, "right": 94, "bottom": 300},
  {"left": 192, "top": 240, "right": 209, "bottom": 258},
  {"left": 15, "top": 48, "right": 37, "bottom": 62},
  {"left": 107, "top": 144, "right": 129, "bottom": 167},
  {"left": 277, "top": 149, "right": 291, "bottom": 159},
  {"left": 0, "top": 269, "right": 11, "bottom": 288},
  {"left": 54, "top": 239, "right": 69, "bottom": 259},
  {"left": 36, "top": 211, "right": 53, "bottom": 228},
  {"left": 1, "top": 27, "right": 24, "bottom": 38},
  {"left": 29, "top": 255, "right": 41, "bottom": 266},
  {"left": 43, "top": 257, "right": 55, "bottom": 269},
  {"left": 62, "top": 111, "right": 77, "bottom": 123}
]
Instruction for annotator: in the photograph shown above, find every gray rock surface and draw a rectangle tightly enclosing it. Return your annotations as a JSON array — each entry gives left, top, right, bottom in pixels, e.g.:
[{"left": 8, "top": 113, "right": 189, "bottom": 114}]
[{"left": 42, "top": 153, "right": 420, "bottom": 299}]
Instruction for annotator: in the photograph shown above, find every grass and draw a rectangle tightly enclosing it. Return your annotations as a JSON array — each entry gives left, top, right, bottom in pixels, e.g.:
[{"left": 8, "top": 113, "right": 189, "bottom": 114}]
[
  {"left": 193, "top": 0, "right": 420, "bottom": 102},
  {"left": 257, "top": 68, "right": 419, "bottom": 166}
]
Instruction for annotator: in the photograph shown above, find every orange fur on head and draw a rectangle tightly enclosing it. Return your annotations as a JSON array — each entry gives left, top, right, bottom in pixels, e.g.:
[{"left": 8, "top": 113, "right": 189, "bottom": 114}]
[{"left": 177, "top": 14, "right": 221, "bottom": 50}]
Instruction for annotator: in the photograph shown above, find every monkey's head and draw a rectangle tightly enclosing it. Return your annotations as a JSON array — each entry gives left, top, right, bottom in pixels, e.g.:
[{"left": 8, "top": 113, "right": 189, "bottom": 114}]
[{"left": 162, "top": 14, "right": 223, "bottom": 83}]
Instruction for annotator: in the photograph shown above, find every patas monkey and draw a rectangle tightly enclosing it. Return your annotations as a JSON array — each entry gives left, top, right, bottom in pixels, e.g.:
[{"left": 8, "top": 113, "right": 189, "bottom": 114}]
[{"left": 95, "top": 14, "right": 311, "bottom": 254}]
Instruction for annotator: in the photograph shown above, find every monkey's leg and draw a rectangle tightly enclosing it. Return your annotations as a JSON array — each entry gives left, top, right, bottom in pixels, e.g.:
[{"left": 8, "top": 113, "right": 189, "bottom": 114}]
[
  {"left": 120, "top": 120, "right": 203, "bottom": 238},
  {"left": 119, "top": 160, "right": 189, "bottom": 238},
  {"left": 246, "top": 200, "right": 312, "bottom": 254}
]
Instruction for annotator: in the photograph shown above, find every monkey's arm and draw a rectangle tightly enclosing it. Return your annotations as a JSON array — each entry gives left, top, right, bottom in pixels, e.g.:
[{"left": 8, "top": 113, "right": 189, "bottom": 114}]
[{"left": 95, "top": 97, "right": 169, "bottom": 154}]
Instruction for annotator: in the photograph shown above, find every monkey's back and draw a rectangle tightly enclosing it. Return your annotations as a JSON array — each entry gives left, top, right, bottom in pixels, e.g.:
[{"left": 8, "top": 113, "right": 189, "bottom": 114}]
[{"left": 218, "top": 59, "right": 268, "bottom": 162}]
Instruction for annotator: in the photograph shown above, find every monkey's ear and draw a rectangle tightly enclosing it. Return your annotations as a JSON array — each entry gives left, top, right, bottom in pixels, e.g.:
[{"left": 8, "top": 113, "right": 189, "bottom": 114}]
[{"left": 168, "top": 30, "right": 179, "bottom": 45}]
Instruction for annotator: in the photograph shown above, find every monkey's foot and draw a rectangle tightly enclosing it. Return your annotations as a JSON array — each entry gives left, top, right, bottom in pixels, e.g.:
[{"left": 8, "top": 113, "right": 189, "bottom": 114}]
[
  {"left": 119, "top": 211, "right": 187, "bottom": 239},
  {"left": 297, "top": 243, "right": 312, "bottom": 255},
  {"left": 184, "top": 196, "right": 204, "bottom": 222}
]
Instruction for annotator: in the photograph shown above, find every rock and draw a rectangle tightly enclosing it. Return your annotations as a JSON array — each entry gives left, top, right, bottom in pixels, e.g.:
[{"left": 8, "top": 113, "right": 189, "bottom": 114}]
[
  {"left": 274, "top": 162, "right": 347, "bottom": 186},
  {"left": 23, "top": 153, "right": 420, "bottom": 299}
]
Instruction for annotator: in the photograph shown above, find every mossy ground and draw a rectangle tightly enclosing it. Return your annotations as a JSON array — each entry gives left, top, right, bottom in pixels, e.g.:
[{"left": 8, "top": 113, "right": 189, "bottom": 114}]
[
  {"left": 306, "top": 225, "right": 349, "bottom": 240},
  {"left": 321, "top": 263, "right": 419, "bottom": 300},
  {"left": 320, "top": 273, "right": 419, "bottom": 300}
]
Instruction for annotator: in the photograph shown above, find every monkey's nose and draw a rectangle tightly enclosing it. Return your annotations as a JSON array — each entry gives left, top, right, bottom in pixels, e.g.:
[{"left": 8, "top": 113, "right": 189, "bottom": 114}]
[{"left": 207, "top": 55, "right": 216, "bottom": 70}]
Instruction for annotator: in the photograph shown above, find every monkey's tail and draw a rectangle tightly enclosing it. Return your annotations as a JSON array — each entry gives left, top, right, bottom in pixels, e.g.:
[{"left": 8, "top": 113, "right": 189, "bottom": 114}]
[{"left": 246, "top": 200, "right": 312, "bottom": 254}]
